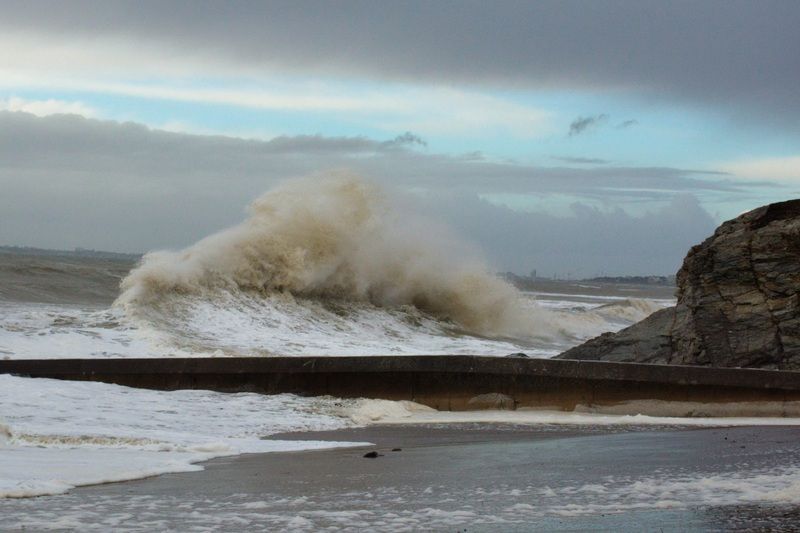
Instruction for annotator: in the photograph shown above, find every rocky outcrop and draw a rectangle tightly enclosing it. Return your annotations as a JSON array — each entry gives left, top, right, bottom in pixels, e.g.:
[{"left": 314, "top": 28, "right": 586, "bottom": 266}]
[{"left": 558, "top": 199, "right": 800, "bottom": 369}]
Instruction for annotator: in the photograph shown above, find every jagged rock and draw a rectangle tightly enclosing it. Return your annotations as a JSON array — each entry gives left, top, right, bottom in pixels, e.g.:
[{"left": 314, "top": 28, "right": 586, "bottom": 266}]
[{"left": 558, "top": 200, "right": 800, "bottom": 369}]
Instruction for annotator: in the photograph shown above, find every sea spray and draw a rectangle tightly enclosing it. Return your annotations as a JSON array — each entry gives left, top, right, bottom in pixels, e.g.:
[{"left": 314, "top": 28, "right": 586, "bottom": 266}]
[
  {"left": 116, "top": 175, "right": 561, "bottom": 341},
  {"left": 0, "top": 176, "right": 669, "bottom": 357}
]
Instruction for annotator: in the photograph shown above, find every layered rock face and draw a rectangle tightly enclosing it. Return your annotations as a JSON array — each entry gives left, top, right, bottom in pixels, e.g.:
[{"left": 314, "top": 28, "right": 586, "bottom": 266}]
[{"left": 558, "top": 199, "right": 800, "bottom": 369}]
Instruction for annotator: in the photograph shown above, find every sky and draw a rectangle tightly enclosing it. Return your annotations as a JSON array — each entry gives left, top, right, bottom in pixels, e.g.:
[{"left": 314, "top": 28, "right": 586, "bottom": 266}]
[{"left": 1, "top": 0, "right": 798, "bottom": 276}]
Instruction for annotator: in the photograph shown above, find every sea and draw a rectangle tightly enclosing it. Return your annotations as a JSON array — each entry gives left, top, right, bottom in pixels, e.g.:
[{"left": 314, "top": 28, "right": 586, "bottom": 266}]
[
  {"left": 3, "top": 178, "right": 798, "bottom": 527},
  {"left": 0, "top": 250, "right": 672, "bottom": 360}
]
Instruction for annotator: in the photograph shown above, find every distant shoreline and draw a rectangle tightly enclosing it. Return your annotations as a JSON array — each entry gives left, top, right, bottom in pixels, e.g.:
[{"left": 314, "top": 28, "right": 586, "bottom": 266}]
[
  {"left": 1, "top": 244, "right": 675, "bottom": 285},
  {"left": 0, "top": 245, "right": 141, "bottom": 261}
]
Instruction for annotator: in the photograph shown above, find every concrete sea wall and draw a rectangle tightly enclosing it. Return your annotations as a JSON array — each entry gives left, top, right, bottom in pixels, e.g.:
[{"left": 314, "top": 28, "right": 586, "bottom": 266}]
[{"left": 4, "top": 356, "right": 800, "bottom": 416}]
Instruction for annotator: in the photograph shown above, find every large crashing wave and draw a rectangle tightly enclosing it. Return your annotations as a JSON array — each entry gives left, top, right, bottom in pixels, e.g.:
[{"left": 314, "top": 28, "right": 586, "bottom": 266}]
[
  {"left": 112, "top": 175, "right": 665, "bottom": 356},
  {"left": 115, "top": 176, "right": 567, "bottom": 351}
]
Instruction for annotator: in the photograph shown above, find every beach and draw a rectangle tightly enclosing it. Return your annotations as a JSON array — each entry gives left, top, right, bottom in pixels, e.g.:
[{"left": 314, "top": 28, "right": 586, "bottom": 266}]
[{"left": 3, "top": 423, "right": 800, "bottom": 531}]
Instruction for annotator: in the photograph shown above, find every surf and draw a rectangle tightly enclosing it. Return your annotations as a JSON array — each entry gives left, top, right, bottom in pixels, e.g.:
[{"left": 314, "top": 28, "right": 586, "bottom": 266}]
[{"left": 115, "top": 175, "right": 565, "bottom": 349}]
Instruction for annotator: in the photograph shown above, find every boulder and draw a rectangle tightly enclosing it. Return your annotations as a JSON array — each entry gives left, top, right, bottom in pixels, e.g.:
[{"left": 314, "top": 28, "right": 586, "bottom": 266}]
[{"left": 558, "top": 199, "right": 800, "bottom": 369}]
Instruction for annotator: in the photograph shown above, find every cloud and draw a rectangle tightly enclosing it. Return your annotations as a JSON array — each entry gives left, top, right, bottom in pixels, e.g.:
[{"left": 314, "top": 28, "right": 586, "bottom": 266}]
[
  {"left": 721, "top": 156, "right": 800, "bottom": 183},
  {"left": 1, "top": 2, "right": 797, "bottom": 129},
  {"left": 0, "top": 96, "right": 96, "bottom": 117},
  {"left": 0, "top": 111, "right": 747, "bottom": 273},
  {"left": 0, "top": 70, "right": 554, "bottom": 138},
  {"left": 0, "top": 111, "right": 734, "bottom": 196},
  {"left": 425, "top": 192, "right": 718, "bottom": 276},
  {"left": 375, "top": 88, "right": 552, "bottom": 138},
  {"left": 0, "top": 74, "right": 403, "bottom": 112},
  {"left": 383, "top": 132, "right": 427, "bottom": 148},
  {"left": 551, "top": 156, "right": 610, "bottom": 165},
  {"left": 568, "top": 114, "right": 608, "bottom": 137},
  {"left": 565, "top": 115, "right": 636, "bottom": 137}
]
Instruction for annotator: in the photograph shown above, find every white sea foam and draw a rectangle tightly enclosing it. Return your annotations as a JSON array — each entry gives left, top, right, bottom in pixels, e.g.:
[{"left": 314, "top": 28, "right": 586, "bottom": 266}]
[
  {"left": 5, "top": 374, "right": 799, "bottom": 499},
  {"left": 0, "top": 375, "right": 375, "bottom": 498},
  {"left": 589, "top": 298, "right": 665, "bottom": 325},
  {"left": 352, "top": 403, "right": 800, "bottom": 427},
  {"left": 526, "top": 466, "right": 800, "bottom": 517},
  {"left": 4, "top": 465, "right": 800, "bottom": 530},
  {"left": 0, "top": 303, "right": 175, "bottom": 359},
  {"left": 0, "top": 293, "right": 668, "bottom": 358}
]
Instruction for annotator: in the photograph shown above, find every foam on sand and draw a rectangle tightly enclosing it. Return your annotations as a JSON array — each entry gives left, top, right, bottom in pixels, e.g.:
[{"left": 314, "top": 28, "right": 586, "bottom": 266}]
[
  {"left": 0, "top": 375, "right": 371, "bottom": 498},
  {"left": 353, "top": 403, "right": 800, "bottom": 427}
]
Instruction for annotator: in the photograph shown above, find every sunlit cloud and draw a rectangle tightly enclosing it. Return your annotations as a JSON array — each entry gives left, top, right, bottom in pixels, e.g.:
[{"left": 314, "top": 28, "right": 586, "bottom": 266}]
[
  {"left": 0, "top": 29, "right": 551, "bottom": 140},
  {"left": 381, "top": 88, "right": 553, "bottom": 138},
  {"left": 721, "top": 157, "right": 800, "bottom": 184},
  {"left": 0, "top": 96, "right": 96, "bottom": 117},
  {"left": 0, "top": 71, "right": 403, "bottom": 113}
]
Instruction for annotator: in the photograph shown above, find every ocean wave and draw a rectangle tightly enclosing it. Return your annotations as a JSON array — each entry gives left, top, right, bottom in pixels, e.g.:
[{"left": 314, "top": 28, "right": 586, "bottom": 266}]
[
  {"left": 590, "top": 298, "right": 665, "bottom": 325},
  {"left": 116, "top": 176, "right": 567, "bottom": 348},
  {"left": 1, "top": 176, "right": 672, "bottom": 358}
]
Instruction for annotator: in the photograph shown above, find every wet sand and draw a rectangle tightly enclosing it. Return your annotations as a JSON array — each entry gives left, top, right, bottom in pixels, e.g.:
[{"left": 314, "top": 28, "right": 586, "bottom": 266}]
[{"left": 3, "top": 423, "right": 800, "bottom": 531}]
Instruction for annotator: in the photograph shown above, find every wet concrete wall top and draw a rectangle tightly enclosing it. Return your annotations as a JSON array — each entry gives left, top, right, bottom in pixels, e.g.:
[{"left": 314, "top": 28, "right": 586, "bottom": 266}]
[{"left": 3, "top": 355, "right": 800, "bottom": 391}]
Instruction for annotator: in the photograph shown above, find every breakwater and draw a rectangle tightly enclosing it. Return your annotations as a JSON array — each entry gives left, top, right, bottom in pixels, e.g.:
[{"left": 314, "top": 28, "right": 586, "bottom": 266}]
[{"left": 4, "top": 356, "right": 800, "bottom": 416}]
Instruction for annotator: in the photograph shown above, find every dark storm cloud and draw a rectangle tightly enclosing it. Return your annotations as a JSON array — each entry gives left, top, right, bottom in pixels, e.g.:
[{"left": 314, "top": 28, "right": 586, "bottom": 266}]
[
  {"left": 568, "top": 114, "right": 609, "bottom": 137},
  {"left": 617, "top": 120, "right": 639, "bottom": 129},
  {"left": 427, "top": 192, "right": 717, "bottom": 276},
  {"left": 382, "top": 132, "right": 427, "bottom": 149},
  {"left": 3, "top": 1, "right": 799, "bottom": 129},
  {"left": 0, "top": 111, "right": 743, "bottom": 274}
]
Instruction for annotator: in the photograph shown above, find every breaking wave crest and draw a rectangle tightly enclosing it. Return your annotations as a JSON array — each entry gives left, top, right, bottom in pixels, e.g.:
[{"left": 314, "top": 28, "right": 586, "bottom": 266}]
[{"left": 116, "top": 176, "right": 561, "bottom": 350}]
